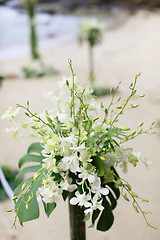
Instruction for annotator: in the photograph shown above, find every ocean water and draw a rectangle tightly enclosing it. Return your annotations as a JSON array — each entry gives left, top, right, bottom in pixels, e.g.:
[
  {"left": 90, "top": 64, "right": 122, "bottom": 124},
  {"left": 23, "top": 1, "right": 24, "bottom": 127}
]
[{"left": 0, "top": 6, "right": 82, "bottom": 60}]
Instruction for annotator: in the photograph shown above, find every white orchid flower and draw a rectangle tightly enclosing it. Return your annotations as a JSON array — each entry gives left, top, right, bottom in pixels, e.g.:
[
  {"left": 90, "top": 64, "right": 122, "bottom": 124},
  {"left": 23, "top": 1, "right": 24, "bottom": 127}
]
[{"left": 70, "top": 191, "right": 91, "bottom": 208}]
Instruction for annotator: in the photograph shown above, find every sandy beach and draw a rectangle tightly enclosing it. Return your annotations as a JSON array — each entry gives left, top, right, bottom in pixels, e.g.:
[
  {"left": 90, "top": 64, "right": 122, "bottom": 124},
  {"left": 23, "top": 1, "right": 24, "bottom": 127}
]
[{"left": 0, "top": 8, "right": 160, "bottom": 240}]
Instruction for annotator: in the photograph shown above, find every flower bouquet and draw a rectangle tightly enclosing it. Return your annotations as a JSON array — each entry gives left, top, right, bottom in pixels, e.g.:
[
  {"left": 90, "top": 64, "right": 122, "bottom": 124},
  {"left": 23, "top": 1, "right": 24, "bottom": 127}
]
[
  {"left": 78, "top": 19, "right": 103, "bottom": 90},
  {"left": 78, "top": 18, "right": 111, "bottom": 97},
  {"left": 2, "top": 60, "right": 156, "bottom": 239}
]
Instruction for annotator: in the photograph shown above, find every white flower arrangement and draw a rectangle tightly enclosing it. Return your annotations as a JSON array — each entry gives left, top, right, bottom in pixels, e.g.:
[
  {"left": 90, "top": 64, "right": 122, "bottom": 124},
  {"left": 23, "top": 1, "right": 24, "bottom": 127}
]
[
  {"left": 2, "top": 60, "right": 156, "bottom": 232},
  {"left": 78, "top": 18, "right": 104, "bottom": 47},
  {"left": 78, "top": 18, "right": 105, "bottom": 91}
]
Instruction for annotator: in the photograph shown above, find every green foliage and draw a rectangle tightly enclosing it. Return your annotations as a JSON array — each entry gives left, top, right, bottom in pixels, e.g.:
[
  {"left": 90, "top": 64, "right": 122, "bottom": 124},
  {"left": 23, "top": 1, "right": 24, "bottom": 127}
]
[
  {"left": 27, "top": 142, "right": 44, "bottom": 154},
  {"left": 80, "top": 27, "right": 102, "bottom": 47},
  {"left": 42, "top": 201, "right": 56, "bottom": 218},
  {"left": 92, "top": 156, "right": 105, "bottom": 177},
  {"left": 11, "top": 143, "right": 57, "bottom": 227},
  {"left": 62, "top": 190, "right": 69, "bottom": 201},
  {"left": 92, "top": 87, "right": 111, "bottom": 97},
  {"left": 18, "top": 153, "right": 44, "bottom": 168},
  {"left": 15, "top": 165, "right": 42, "bottom": 185},
  {"left": 15, "top": 143, "right": 44, "bottom": 185},
  {"left": 83, "top": 213, "right": 90, "bottom": 222},
  {"left": 23, "top": 61, "right": 58, "bottom": 79},
  {"left": 114, "top": 176, "right": 156, "bottom": 229},
  {"left": 78, "top": 19, "right": 102, "bottom": 47},
  {"left": 97, "top": 197, "right": 114, "bottom": 231},
  {"left": 53, "top": 116, "right": 70, "bottom": 136},
  {"left": 91, "top": 209, "right": 100, "bottom": 227},
  {"left": 15, "top": 174, "right": 43, "bottom": 226},
  {"left": 85, "top": 126, "right": 124, "bottom": 153}
]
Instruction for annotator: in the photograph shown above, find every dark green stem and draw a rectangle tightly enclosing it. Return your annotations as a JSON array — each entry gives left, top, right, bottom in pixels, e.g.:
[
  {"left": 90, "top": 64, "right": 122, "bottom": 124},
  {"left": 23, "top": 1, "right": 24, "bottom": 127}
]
[
  {"left": 26, "top": 1, "right": 39, "bottom": 60},
  {"left": 68, "top": 192, "right": 86, "bottom": 240}
]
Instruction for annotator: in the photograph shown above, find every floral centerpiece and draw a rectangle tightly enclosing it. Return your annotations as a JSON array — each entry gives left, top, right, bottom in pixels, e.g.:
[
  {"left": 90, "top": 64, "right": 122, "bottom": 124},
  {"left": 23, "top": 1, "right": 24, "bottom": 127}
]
[
  {"left": 2, "top": 60, "right": 156, "bottom": 239},
  {"left": 78, "top": 18, "right": 103, "bottom": 90},
  {"left": 78, "top": 18, "right": 103, "bottom": 48}
]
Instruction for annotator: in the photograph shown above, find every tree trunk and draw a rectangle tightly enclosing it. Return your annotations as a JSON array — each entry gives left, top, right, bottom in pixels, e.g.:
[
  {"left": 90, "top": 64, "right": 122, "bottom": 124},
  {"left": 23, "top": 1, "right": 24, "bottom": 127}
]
[{"left": 68, "top": 192, "right": 86, "bottom": 240}]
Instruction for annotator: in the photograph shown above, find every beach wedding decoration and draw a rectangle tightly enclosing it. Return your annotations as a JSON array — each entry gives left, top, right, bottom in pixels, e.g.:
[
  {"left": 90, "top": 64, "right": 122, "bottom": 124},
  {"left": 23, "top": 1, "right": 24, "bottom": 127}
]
[
  {"left": 78, "top": 18, "right": 103, "bottom": 82},
  {"left": 2, "top": 60, "right": 156, "bottom": 239},
  {"left": 22, "top": 0, "right": 58, "bottom": 78},
  {"left": 78, "top": 18, "right": 107, "bottom": 96}
]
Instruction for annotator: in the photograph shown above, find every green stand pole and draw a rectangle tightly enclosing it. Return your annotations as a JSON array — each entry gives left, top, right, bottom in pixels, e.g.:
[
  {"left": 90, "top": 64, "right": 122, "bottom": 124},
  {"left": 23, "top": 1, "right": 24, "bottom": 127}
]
[
  {"left": 24, "top": 0, "right": 39, "bottom": 60},
  {"left": 68, "top": 192, "right": 86, "bottom": 240}
]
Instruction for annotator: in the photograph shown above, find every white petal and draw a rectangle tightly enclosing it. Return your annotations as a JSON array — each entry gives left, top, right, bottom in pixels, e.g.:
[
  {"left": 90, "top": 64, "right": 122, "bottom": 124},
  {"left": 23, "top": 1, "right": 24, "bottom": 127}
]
[
  {"left": 100, "top": 188, "right": 109, "bottom": 195},
  {"left": 88, "top": 175, "right": 95, "bottom": 183},
  {"left": 70, "top": 197, "right": 79, "bottom": 205},
  {"left": 97, "top": 205, "right": 104, "bottom": 211},
  {"left": 69, "top": 184, "right": 77, "bottom": 192},
  {"left": 84, "top": 208, "right": 92, "bottom": 214},
  {"left": 84, "top": 201, "right": 92, "bottom": 208}
]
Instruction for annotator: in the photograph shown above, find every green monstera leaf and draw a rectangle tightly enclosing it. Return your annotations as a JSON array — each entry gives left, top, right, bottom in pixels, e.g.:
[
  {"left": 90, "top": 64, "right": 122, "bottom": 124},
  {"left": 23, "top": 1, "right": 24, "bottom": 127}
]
[
  {"left": 15, "top": 142, "right": 44, "bottom": 185},
  {"left": 13, "top": 142, "right": 57, "bottom": 226}
]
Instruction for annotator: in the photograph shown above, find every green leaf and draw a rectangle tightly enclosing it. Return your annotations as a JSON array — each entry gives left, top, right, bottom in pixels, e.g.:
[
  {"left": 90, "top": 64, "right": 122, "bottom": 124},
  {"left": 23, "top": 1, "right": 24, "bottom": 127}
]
[
  {"left": 14, "top": 178, "right": 32, "bottom": 197},
  {"left": 92, "top": 156, "right": 105, "bottom": 177},
  {"left": 141, "top": 198, "right": 149, "bottom": 202},
  {"left": 85, "top": 132, "right": 103, "bottom": 147},
  {"left": 92, "top": 209, "right": 100, "bottom": 226},
  {"left": 107, "top": 191, "right": 117, "bottom": 210},
  {"left": 15, "top": 174, "right": 43, "bottom": 225},
  {"left": 132, "top": 203, "right": 139, "bottom": 213},
  {"left": 125, "top": 183, "right": 131, "bottom": 191},
  {"left": 15, "top": 165, "right": 41, "bottom": 185},
  {"left": 123, "top": 193, "right": 129, "bottom": 201},
  {"left": 104, "top": 127, "right": 125, "bottom": 140},
  {"left": 42, "top": 201, "right": 56, "bottom": 217},
  {"left": 88, "top": 223, "right": 94, "bottom": 228},
  {"left": 18, "top": 153, "right": 44, "bottom": 168},
  {"left": 62, "top": 190, "right": 69, "bottom": 201},
  {"left": 111, "top": 166, "right": 120, "bottom": 179},
  {"left": 97, "top": 197, "right": 114, "bottom": 231},
  {"left": 46, "top": 116, "right": 53, "bottom": 124},
  {"left": 103, "top": 140, "right": 110, "bottom": 147},
  {"left": 27, "top": 142, "right": 43, "bottom": 154},
  {"left": 83, "top": 213, "right": 90, "bottom": 222},
  {"left": 16, "top": 193, "right": 39, "bottom": 226},
  {"left": 112, "top": 139, "right": 120, "bottom": 147},
  {"left": 131, "top": 192, "right": 138, "bottom": 198},
  {"left": 51, "top": 172, "right": 62, "bottom": 181},
  {"left": 115, "top": 179, "right": 123, "bottom": 188},
  {"left": 107, "top": 181, "right": 120, "bottom": 200}
]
